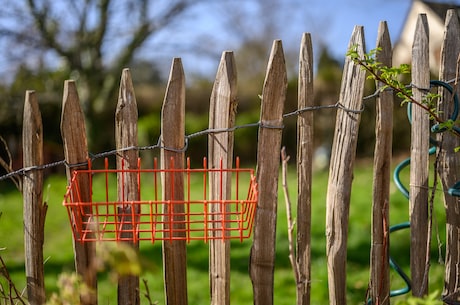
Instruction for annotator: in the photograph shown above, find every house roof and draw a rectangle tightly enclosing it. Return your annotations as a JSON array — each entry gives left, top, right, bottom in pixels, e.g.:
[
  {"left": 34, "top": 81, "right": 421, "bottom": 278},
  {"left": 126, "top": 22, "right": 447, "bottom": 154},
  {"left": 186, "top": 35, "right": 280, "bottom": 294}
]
[
  {"left": 392, "top": 0, "right": 460, "bottom": 72},
  {"left": 422, "top": 0, "right": 460, "bottom": 21}
]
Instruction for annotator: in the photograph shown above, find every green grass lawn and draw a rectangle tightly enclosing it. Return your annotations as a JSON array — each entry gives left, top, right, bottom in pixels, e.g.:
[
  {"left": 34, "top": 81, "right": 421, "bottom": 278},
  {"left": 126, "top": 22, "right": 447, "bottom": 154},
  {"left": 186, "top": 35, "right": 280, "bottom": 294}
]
[{"left": 0, "top": 160, "right": 448, "bottom": 304}]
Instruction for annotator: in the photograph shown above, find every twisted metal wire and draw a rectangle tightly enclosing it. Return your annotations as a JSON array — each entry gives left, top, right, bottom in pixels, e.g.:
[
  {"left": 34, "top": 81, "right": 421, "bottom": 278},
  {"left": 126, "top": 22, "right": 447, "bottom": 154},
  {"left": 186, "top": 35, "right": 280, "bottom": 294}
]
[{"left": 1, "top": 77, "right": 458, "bottom": 183}]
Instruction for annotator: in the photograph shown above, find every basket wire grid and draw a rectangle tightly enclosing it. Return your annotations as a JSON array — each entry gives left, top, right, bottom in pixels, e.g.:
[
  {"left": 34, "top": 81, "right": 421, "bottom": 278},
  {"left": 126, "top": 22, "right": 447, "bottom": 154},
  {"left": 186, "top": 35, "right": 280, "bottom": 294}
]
[{"left": 63, "top": 157, "right": 258, "bottom": 243}]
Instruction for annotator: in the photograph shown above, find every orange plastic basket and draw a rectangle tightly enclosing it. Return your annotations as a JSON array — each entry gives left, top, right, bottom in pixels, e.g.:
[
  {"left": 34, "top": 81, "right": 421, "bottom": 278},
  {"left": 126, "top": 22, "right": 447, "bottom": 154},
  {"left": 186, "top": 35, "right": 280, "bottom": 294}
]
[{"left": 63, "top": 157, "right": 258, "bottom": 243}]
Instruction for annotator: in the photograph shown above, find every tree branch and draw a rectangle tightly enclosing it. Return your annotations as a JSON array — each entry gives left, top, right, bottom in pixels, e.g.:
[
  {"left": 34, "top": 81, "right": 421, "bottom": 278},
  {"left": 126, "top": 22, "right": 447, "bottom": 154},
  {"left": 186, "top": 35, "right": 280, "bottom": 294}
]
[
  {"left": 94, "top": 0, "right": 111, "bottom": 51},
  {"left": 26, "top": 0, "right": 72, "bottom": 59},
  {"left": 113, "top": 1, "right": 189, "bottom": 71},
  {"left": 352, "top": 54, "right": 460, "bottom": 137}
]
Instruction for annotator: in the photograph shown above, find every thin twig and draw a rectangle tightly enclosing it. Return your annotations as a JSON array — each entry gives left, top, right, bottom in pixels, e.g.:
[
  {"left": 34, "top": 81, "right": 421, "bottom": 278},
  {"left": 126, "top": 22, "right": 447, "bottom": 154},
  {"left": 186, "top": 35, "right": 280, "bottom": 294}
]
[
  {"left": 421, "top": 142, "right": 442, "bottom": 294},
  {"left": 142, "top": 278, "right": 158, "bottom": 305},
  {"left": 0, "top": 136, "right": 21, "bottom": 191},
  {"left": 280, "top": 147, "right": 301, "bottom": 286},
  {"left": 0, "top": 255, "right": 27, "bottom": 305},
  {"left": 353, "top": 56, "right": 460, "bottom": 138}
]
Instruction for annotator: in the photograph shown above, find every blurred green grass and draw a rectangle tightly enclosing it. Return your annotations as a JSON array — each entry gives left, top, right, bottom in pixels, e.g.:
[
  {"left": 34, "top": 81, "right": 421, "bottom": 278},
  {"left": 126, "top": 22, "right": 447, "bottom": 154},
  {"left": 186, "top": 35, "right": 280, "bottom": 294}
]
[{"left": 0, "top": 160, "right": 447, "bottom": 304}]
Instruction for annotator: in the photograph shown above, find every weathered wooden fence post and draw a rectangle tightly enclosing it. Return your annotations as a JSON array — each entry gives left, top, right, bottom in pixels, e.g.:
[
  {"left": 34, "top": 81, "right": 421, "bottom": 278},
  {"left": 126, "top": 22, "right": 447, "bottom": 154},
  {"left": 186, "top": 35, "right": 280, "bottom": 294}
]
[
  {"left": 208, "top": 51, "right": 238, "bottom": 305},
  {"left": 325, "top": 26, "right": 366, "bottom": 305},
  {"left": 22, "top": 90, "right": 46, "bottom": 305},
  {"left": 249, "top": 39, "right": 287, "bottom": 305},
  {"left": 296, "top": 32, "right": 314, "bottom": 305},
  {"left": 410, "top": 14, "right": 430, "bottom": 298},
  {"left": 436, "top": 9, "right": 460, "bottom": 303},
  {"left": 115, "top": 68, "right": 140, "bottom": 305},
  {"left": 370, "top": 21, "right": 392, "bottom": 305},
  {"left": 61, "top": 80, "right": 97, "bottom": 305},
  {"left": 161, "top": 58, "right": 188, "bottom": 305}
]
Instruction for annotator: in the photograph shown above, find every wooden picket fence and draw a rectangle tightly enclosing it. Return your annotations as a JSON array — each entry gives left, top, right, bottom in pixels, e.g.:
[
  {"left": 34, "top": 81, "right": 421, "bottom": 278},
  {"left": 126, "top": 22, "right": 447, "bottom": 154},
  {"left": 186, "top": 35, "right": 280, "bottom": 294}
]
[{"left": 17, "top": 10, "right": 460, "bottom": 305}]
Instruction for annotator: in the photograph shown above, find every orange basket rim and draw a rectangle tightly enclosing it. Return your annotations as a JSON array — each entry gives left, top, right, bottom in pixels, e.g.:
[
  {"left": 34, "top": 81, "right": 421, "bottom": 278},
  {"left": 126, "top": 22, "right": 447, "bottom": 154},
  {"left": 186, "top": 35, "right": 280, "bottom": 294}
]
[{"left": 62, "top": 156, "right": 258, "bottom": 243}]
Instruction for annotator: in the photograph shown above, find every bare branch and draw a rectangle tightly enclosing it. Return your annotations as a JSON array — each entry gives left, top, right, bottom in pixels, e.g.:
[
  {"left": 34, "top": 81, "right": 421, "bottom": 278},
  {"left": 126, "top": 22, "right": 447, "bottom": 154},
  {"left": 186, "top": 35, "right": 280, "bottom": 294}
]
[
  {"left": 26, "top": 0, "right": 72, "bottom": 59},
  {"left": 94, "top": 0, "right": 111, "bottom": 51},
  {"left": 0, "top": 136, "right": 21, "bottom": 191},
  {"left": 113, "top": 1, "right": 189, "bottom": 71},
  {"left": 141, "top": 278, "right": 158, "bottom": 305},
  {"left": 281, "top": 147, "right": 301, "bottom": 285},
  {"left": 0, "top": 255, "right": 27, "bottom": 305}
]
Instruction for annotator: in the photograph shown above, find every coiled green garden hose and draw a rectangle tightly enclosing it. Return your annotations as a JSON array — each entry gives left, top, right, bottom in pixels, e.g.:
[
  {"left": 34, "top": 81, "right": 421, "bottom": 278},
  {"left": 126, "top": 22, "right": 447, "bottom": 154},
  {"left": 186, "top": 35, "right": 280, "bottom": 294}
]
[{"left": 374, "top": 80, "right": 458, "bottom": 301}]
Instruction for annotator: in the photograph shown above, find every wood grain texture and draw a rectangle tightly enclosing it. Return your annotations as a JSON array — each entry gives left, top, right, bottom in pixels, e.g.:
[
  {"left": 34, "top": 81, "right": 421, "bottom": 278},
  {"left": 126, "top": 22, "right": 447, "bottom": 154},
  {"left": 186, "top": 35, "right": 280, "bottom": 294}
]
[
  {"left": 208, "top": 51, "right": 238, "bottom": 305},
  {"left": 437, "top": 9, "right": 460, "bottom": 303},
  {"left": 22, "top": 90, "right": 46, "bottom": 305},
  {"left": 60, "top": 81, "right": 97, "bottom": 305},
  {"left": 161, "top": 58, "right": 188, "bottom": 305},
  {"left": 410, "top": 14, "right": 430, "bottom": 297},
  {"left": 325, "top": 26, "right": 366, "bottom": 305},
  {"left": 115, "top": 68, "right": 140, "bottom": 305},
  {"left": 370, "top": 21, "right": 392, "bottom": 305},
  {"left": 249, "top": 40, "right": 287, "bottom": 305},
  {"left": 296, "top": 32, "right": 314, "bottom": 305}
]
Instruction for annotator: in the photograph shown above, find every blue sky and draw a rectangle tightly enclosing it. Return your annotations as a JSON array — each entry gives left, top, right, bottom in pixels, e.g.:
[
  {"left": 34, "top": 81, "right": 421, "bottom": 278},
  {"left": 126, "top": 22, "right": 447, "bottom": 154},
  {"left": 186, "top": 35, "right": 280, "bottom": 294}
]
[
  {"left": 142, "top": 0, "right": 460, "bottom": 79},
  {"left": 2, "top": 0, "right": 460, "bottom": 81},
  {"left": 142, "top": 0, "right": 416, "bottom": 78},
  {"left": 306, "top": 0, "right": 412, "bottom": 56}
]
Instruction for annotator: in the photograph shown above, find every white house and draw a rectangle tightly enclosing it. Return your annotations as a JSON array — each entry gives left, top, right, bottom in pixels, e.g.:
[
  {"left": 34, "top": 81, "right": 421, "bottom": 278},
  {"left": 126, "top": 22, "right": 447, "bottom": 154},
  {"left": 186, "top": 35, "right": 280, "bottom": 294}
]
[{"left": 392, "top": 0, "right": 460, "bottom": 73}]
